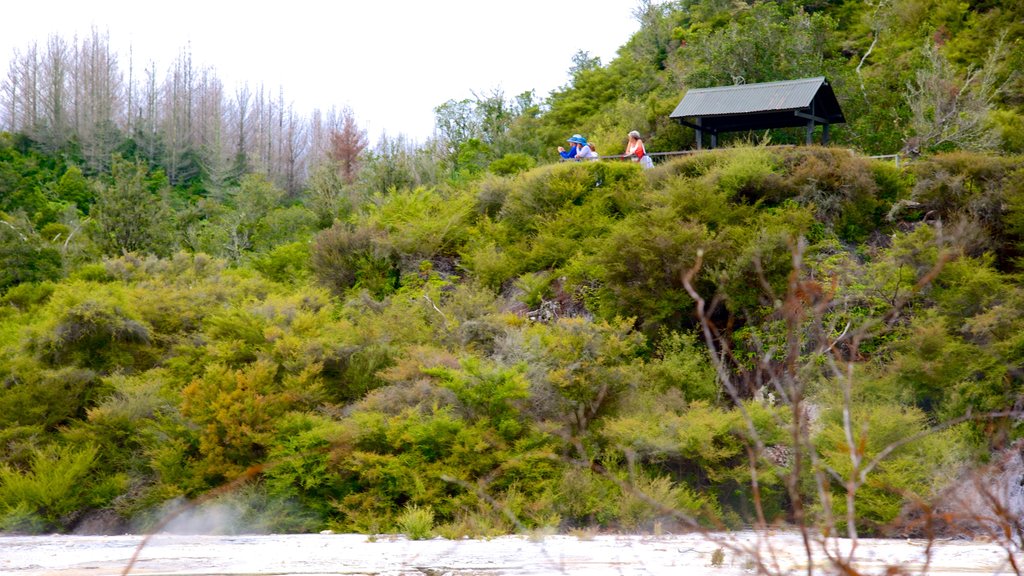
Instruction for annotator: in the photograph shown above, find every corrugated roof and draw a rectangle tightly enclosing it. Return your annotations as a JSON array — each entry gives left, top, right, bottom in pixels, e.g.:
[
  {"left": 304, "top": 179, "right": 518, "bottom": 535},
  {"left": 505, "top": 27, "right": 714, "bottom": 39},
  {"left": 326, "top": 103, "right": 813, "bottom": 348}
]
[{"left": 670, "top": 77, "right": 828, "bottom": 118}]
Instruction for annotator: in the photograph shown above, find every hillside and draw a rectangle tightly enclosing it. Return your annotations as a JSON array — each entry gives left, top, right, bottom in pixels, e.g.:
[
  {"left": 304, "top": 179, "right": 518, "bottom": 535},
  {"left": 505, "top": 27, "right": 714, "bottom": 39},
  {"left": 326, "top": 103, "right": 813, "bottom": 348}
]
[
  {"left": 1, "top": 1, "right": 1023, "bottom": 564},
  {"left": 2, "top": 143, "right": 1024, "bottom": 542}
]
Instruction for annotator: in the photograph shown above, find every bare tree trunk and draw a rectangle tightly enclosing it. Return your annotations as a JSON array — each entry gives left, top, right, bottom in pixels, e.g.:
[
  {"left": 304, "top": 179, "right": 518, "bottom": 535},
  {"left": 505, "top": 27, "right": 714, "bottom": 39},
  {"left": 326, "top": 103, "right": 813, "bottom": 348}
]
[
  {"left": 76, "top": 28, "right": 123, "bottom": 174},
  {"left": 39, "top": 35, "right": 72, "bottom": 151}
]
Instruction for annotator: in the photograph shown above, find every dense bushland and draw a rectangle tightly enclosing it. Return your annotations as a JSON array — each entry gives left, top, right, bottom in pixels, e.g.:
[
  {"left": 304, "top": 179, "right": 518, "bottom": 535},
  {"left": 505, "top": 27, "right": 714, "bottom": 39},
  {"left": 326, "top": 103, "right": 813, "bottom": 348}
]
[
  {"left": 2, "top": 142, "right": 1022, "bottom": 537},
  {"left": 2, "top": 0, "right": 1023, "bottom": 544}
]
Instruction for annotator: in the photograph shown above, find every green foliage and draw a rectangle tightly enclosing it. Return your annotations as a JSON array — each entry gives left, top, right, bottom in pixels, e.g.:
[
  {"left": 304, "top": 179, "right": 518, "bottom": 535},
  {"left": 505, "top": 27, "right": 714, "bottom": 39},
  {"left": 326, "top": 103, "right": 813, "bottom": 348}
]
[
  {"left": 0, "top": 133, "right": 66, "bottom": 225},
  {"left": 310, "top": 223, "right": 398, "bottom": 298},
  {"left": 250, "top": 241, "right": 312, "bottom": 285},
  {"left": 32, "top": 294, "right": 153, "bottom": 372},
  {"left": 0, "top": 214, "right": 63, "bottom": 294},
  {"left": 679, "top": 3, "right": 836, "bottom": 88},
  {"left": 4, "top": 98, "right": 1024, "bottom": 539},
  {"left": 523, "top": 317, "right": 645, "bottom": 435},
  {"left": 262, "top": 412, "right": 347, "bottom": 528},
  {"left": 396, "top": 504, "right": 435, "bottom": 539},
  {"left": 252, "top": 205, "right": 318, "bottom": 253},
  {"left": 92, "top": 157, "right": 174, "bottom": 256},
  {"left": 305, "top": 160, "right": 353, "bottom": 227},
  {"left": 784, "top": 147, "right": 892, "bottom": 241},
  {"left": 55, "top": 165, "right": 94, "bottom": 214},
  {"left": 489, "top": 153, "right": 536, "bottom": 177},
  {"left": 552, "top": 466, "right": 619, "bottom": 527},
  {"left": 181, "top": 360, "right": 313, "bottom": 483},
  {"left": 815, "top": 403, "right": 969, "bottom": 535},
  {"left": 0, "top": 363, "right": 107, "bottom": 431},
  {"left": 362, "top": 187, "right": 475, "bottom": 258},
  {"left": 426, "top": 357, "right": 529, "bottom": 439},
  {"left": 319, "top": 343, "right": 394, "bottom": 404},
  {"left": 0, "top": 443, "right": 115, "bottom": 532},
  {"left": 908, "top": 152, "right": 1019, "bottom": 232},
  {"left": 613, "top": 471, "right": 721, "bottom": 531},
  {"left": 584, "top": 208, "right": 710, "bottom": 332},
  {"left": 0, "top": 281, "right": 56, "bottom": 310},
  {"left": 643, "top": 330, "right": 718, "bottom": 402},
  {"left": 709, "top": 146, "right": 785, "bottom": 202}
]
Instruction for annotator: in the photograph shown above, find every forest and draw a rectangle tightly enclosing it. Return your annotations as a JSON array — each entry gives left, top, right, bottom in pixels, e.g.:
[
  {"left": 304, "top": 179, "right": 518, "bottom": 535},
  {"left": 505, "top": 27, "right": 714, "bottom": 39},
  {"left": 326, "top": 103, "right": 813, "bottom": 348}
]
[{"left": 1, "top": 0, "right": 1023, "bottom": 552}]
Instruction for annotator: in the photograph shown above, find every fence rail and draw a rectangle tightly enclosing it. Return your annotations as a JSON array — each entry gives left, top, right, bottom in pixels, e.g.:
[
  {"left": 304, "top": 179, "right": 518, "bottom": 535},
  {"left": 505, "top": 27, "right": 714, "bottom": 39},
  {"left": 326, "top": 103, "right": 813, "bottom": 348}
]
[{"left": 562, "top": 148, "right": 903, "bottom": 166}]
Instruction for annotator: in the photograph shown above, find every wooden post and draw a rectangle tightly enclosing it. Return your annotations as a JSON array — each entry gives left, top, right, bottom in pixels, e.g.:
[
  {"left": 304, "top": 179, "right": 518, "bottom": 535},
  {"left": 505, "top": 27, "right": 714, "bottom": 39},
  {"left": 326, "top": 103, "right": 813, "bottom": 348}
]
[
  {"left": 822, "top": 123, "right": 831, "bottom": 145},
  {"left": 806, "top": 118, "right": 814, "bottom": 145},
  {"left": 695, "top": 117, "right": 703, "bottom": 150}
]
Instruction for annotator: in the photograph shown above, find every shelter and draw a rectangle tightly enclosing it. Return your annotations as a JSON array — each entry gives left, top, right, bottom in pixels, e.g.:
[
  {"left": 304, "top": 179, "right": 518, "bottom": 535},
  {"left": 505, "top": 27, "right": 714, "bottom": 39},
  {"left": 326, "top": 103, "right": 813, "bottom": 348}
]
[{"left": 669, "top": 77, "right": 845, "bottom": 149}]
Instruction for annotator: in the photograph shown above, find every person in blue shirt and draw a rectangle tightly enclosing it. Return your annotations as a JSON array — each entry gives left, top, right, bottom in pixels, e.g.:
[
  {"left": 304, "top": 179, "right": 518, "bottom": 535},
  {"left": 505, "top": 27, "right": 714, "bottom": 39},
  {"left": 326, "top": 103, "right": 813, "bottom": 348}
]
[{"left": 558, "top": 134, "right": 586, "bottom": 159}]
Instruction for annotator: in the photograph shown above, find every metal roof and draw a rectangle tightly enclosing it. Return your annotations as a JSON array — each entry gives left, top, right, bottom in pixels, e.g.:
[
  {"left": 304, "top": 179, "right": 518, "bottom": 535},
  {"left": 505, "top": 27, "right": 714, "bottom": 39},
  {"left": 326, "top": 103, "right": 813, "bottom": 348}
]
[
  {"left": 668, "top": 77, "right": 846, "bottom": 145},
  {"left": 670, "top": 77, "right": 832, "bottom": 118}
]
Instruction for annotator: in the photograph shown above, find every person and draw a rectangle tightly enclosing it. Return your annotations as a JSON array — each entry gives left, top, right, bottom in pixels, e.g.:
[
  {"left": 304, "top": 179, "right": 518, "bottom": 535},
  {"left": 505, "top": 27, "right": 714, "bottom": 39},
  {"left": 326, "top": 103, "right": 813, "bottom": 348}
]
[
  {"left": 626, "top": 130, "right": 653, "bottom": 169},
  {"left": 575, "top": 136, "right": 598, "bottom": 160},
  {"left": 558, "top": 134, "right": 585, "bottom": 159},
  {"left": 625, "top": 130, "right": 646, "bottom": 161}
]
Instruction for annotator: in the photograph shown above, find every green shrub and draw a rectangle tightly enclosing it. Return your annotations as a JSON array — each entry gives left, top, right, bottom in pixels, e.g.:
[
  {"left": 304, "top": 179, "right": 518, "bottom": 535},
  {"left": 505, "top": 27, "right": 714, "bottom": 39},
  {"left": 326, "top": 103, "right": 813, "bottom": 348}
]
[
  {"left": 643, "top": 330, "right": 717, "bottom": 402},
  {"left": 585, "top": 208, "right": 714, "bottom": 332},
  {"left": 514, "top": 271, "right": 554, "bottom": 309},
  {"left": 362, "top": 187, "right": 474, "bottom": 257},
  {"left": 310, "top": 223, "right": 398, "bottom": 298},
  {"left": 319, "top": 343, "right": 394, "bottom": 404},
  {"left": 459, "top": 238, "right": 522, "bottom": 290},
  {"left": 553, "top": 466, "right": 619, "bottom": 528},
  {"left": 426, "top": 357, "right": 529, "bottom": 439},
  {"left": 489, "top": 153, "right": 536, "bottom": 177},
  {"left": 0, "top": 214, "right": 63, "bottom": 294},
  {"left": 498, "top": 163, "right": 621, "bottom": 234},
  {"left": 474, "top": 175, "right": 514, "bottom": 217},
  {"left": 708, "top": 146, "right": 785, "bottom": 204},
  {"left": 0, "top": 443, "right": 104, "bottom": 532},
  {"left": 396, "top": 504, "right": 435, "bottom": 539},
  {"left": 784, "top": 147, "right": 886, "bottom": 241},
  {"left": 260, "top": 413, "right": 347, "bottom": 530},
  {"left": 180, "top": 361, "right": 304, "bottom": 482},
  {"left": 522, "top": 317, "right": 645, "bottom": 435},
  {"left": 908, "top": 152, "right": 1017, "bottom": 232},
  {"left": 22, "top": 284, "right": 165, "bottom": 373},
  {"left": 252, "top": 205, "right": 318, "bottom": 253},
  {"left": 815, "top": 402, "right": 969, "bottom": 535},
  {"left": 614, "top": 472, "right": 720, "bottom": 530},
  {"left": 59, "top": 377, "right": 170, "bottom": 480},
  {"left": 718, "top": 209, "right": 813, "bottom": 313},
  {"left": 0, "top": 363, "right": 108, "bottom": 431},
  {"left": 0, "top": 281, "right": 56, "bottom": 310}
]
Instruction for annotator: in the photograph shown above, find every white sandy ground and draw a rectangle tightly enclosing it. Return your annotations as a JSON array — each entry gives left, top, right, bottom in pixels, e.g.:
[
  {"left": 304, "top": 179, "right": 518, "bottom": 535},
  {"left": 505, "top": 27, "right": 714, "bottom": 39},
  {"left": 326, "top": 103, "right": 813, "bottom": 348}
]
[{"left": 0, "top": 531, "right": 1020, "bottom": 576}]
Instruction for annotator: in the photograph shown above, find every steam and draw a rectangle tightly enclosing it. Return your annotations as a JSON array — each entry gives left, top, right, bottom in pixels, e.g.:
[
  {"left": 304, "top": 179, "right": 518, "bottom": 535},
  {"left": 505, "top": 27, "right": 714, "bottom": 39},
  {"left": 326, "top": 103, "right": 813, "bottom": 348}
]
[
  {"left": 136, "top": 489, "right": 311, "bottom": 535},
  {"left": 155, "top": 497, "right": 246, "bottom": 535}
]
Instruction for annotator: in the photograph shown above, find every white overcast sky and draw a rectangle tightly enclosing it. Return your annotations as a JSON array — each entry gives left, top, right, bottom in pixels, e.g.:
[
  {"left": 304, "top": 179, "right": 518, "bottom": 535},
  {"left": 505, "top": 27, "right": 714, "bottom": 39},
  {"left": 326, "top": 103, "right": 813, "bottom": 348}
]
[{"left": 0, "top": 1, "right": 644, "bottom": 143}]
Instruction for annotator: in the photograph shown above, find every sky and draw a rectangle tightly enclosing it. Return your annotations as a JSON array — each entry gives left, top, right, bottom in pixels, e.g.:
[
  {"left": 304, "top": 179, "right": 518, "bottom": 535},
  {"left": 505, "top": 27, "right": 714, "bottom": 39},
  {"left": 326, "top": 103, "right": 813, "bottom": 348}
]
[{"left": 0, "top": 1, "right": 645, "bottom": 144}]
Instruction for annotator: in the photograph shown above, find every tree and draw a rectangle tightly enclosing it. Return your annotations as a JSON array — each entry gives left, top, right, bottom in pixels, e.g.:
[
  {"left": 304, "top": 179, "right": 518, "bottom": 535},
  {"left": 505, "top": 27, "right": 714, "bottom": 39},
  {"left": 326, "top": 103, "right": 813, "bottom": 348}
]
[
  {"left": 92, "top": 157, "right": 173, "bottom": 255},
  {"left": 0, "top": 213, "right": 62, "bottom": 293},
  {"left": 305, "top": 159, "right": 351, "bottom": 228},
  {"left": 569, "top": 50, "right": 602, "bottom": 79},
  {"left": 904, "top": 37, "right": 1009, "bottom": 153},
  {"left": 675, "top": 3, "right": 834, "bottom": 87},
  {"left": 73, "top": 28, "right": 124, "bottom": 175},
  {"left": 328, "top": 107, "right": 368, "bottom": 185}
]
